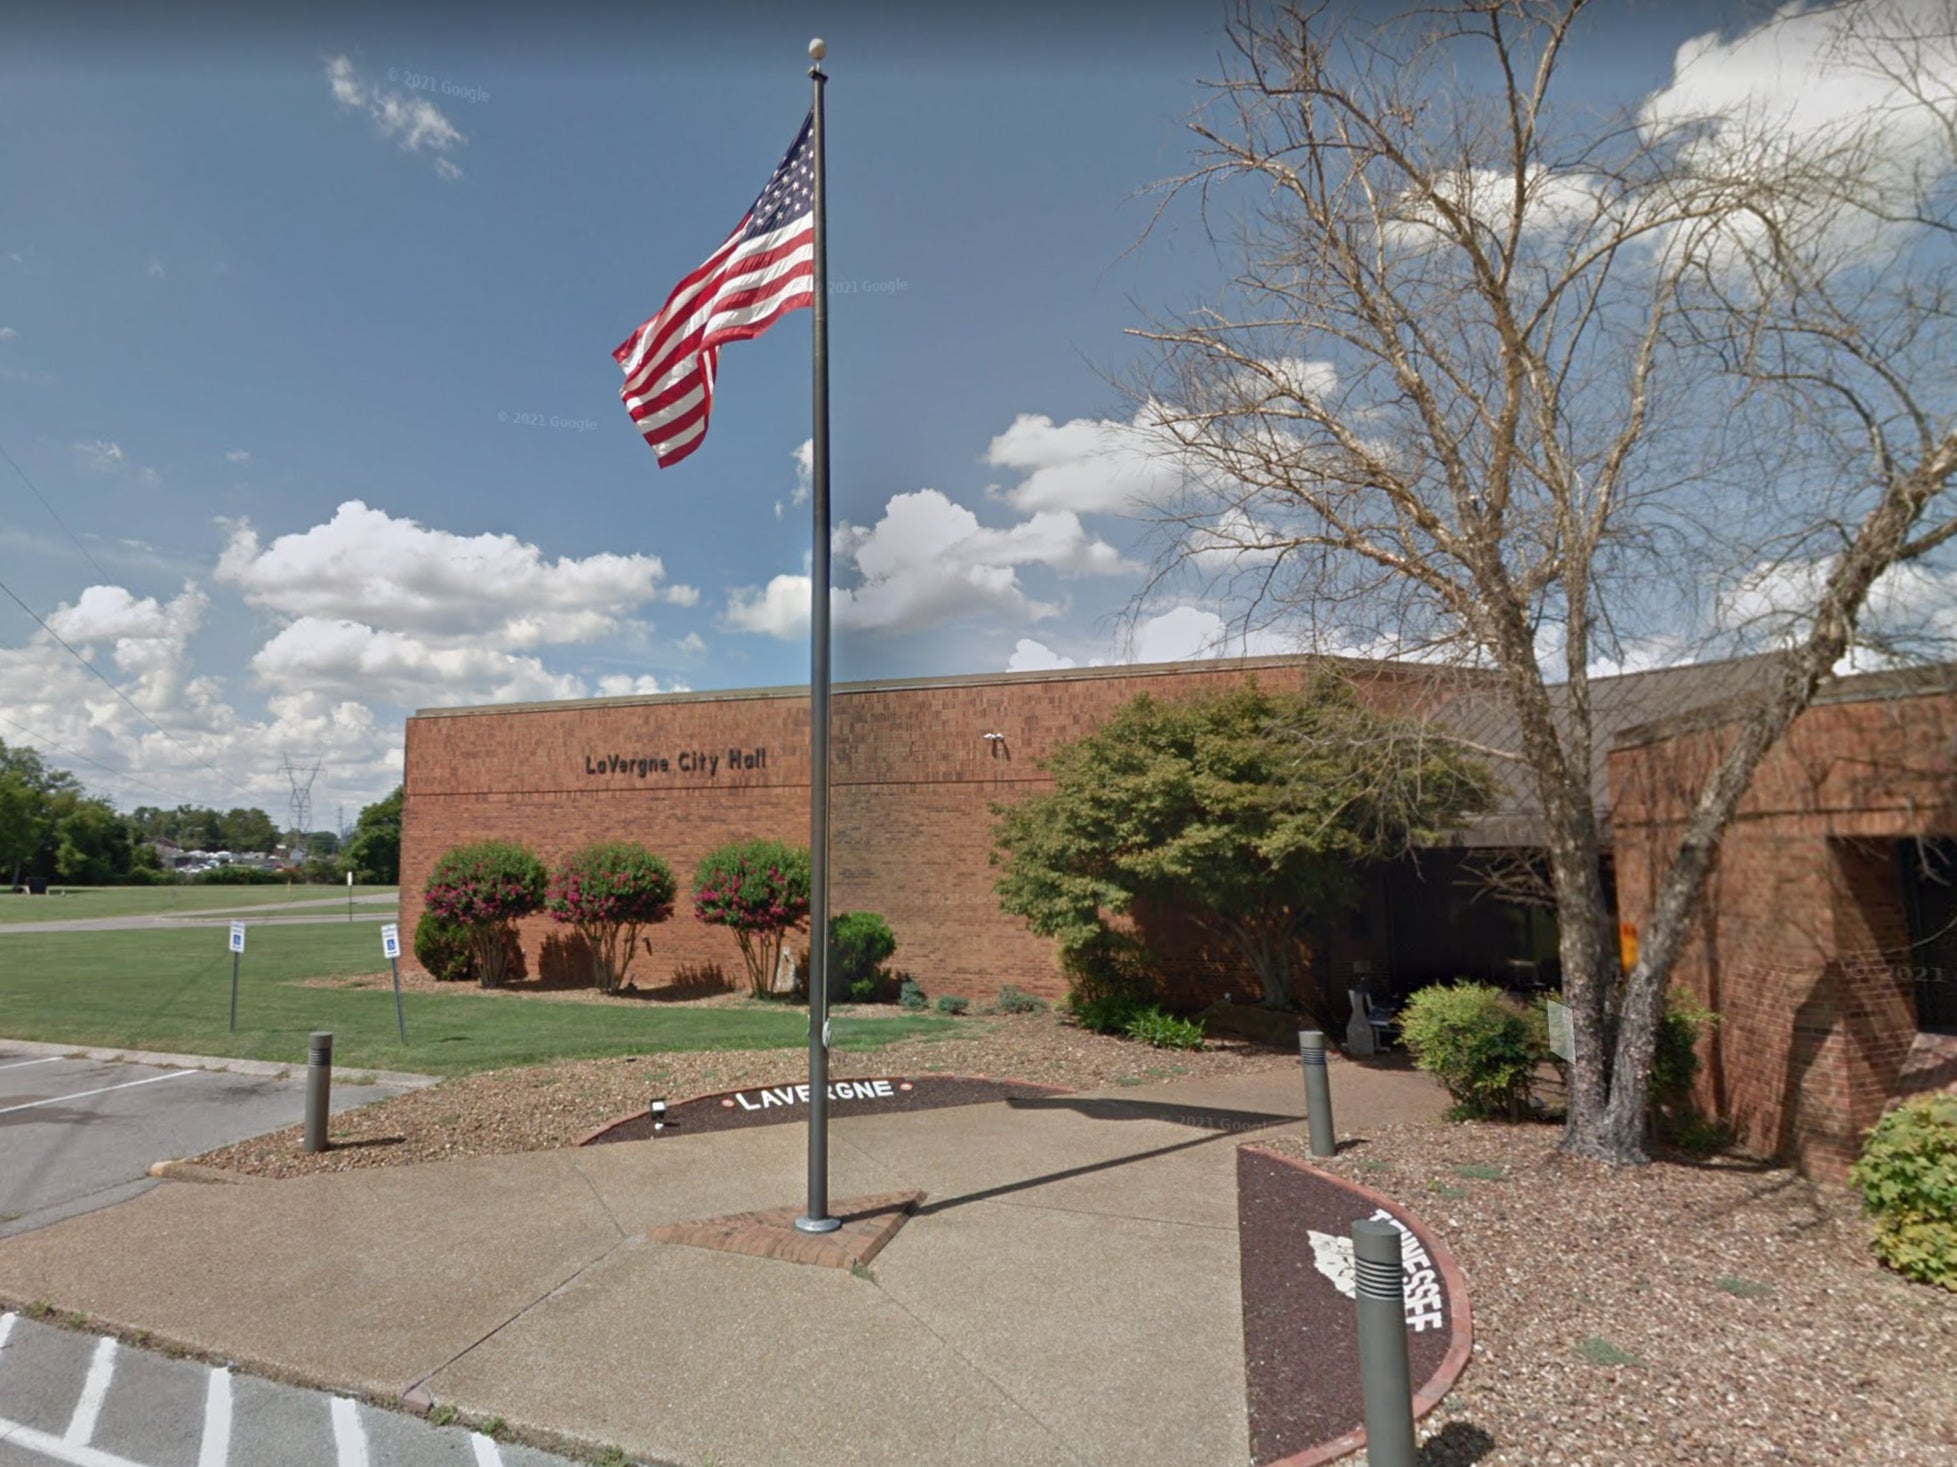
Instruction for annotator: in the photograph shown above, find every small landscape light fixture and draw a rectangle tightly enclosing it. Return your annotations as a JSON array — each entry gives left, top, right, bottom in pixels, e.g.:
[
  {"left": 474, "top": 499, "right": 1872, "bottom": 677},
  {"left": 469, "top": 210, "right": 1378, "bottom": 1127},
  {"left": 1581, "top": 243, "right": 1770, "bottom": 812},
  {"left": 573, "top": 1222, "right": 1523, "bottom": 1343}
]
[{"left": 651, "top": 1097, "right": 667, "bottom": 1132}]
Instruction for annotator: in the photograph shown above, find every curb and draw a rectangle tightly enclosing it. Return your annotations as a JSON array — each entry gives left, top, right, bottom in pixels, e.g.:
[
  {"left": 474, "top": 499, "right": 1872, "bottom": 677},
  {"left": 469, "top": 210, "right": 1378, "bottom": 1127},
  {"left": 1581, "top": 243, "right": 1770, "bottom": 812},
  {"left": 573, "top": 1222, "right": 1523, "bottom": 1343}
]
[
  {"left": 146, "top": 1160, "right": 263, "bottom": 1185},
  {"left": 0, "top": 1036, "right": 440, "bottom": 1090},
  {"left": 1243, "top": 1144, "right": 1476, "bottom": 1467}
]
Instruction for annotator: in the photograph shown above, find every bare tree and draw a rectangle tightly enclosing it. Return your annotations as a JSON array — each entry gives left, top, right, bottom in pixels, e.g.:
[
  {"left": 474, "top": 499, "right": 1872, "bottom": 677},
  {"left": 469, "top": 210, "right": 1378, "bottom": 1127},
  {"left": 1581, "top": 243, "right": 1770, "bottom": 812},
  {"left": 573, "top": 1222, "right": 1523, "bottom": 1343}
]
[{"left": 1133, "top": 0, "right": 1957, "bottom": 1163}]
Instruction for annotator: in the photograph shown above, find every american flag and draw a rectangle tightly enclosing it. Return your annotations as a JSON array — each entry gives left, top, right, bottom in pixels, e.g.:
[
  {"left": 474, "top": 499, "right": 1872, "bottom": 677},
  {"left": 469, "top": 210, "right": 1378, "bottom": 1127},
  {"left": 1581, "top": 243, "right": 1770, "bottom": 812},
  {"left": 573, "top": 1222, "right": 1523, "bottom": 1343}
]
[{"left": 615, "top": 114, "right": 817, "bottom": 467}]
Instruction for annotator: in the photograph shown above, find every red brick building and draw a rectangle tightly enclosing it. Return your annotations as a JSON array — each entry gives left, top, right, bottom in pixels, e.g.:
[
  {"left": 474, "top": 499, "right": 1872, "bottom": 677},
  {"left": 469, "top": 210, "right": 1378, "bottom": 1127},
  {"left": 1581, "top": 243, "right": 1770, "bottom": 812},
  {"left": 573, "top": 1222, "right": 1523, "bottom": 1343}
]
[
  {"left": 401, "top": 653, "right": 1957, "bottom": 1177},
  {"left": 1609, "top": 665, "right": 1957, "bottom": 1179},
  {"left": 400, "top": 655, "right": 1509, "bottom": 1008}
]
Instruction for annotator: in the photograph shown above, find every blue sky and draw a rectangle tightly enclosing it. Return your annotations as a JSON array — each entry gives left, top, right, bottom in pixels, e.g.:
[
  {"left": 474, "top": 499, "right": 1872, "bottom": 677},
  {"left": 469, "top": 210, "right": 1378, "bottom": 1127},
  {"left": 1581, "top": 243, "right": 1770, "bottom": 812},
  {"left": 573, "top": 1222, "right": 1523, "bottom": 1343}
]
[{"left": 0, "top": 0, "right": 1831, "bottom": 820}]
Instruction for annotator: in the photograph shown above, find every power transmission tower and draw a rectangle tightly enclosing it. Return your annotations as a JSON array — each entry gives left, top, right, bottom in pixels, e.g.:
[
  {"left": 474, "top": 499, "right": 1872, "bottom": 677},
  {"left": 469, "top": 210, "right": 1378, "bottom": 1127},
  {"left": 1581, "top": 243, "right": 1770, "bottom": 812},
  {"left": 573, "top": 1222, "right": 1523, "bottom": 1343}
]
[{"left": 282, "top": 754, "right": 322, "bottom": 848}]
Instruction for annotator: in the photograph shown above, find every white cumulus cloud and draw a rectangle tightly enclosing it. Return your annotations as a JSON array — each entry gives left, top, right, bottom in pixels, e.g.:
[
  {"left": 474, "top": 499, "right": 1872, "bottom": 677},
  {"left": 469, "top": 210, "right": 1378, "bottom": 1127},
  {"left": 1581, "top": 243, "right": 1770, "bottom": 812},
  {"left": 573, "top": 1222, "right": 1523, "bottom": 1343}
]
[
  {"left": 215, "top": 501, "right": 689, "bottom": 644},
  {"left": 724, "top": 488, "right": 1130, "bottom": 640},
  {"left": 986, "top": 407, "right": 1195, "bottom": 515}
]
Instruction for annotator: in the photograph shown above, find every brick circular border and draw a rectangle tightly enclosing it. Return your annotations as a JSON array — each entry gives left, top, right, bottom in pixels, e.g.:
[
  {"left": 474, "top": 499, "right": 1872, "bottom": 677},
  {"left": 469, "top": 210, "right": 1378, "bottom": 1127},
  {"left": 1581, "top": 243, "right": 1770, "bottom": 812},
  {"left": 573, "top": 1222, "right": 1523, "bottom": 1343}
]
[
  {"left": 1242, "top": 1143, "right": 1475, "bottom": 1467},
  {"left": 573, "top": 1072, "right": 1076, "bottom": 1146}
]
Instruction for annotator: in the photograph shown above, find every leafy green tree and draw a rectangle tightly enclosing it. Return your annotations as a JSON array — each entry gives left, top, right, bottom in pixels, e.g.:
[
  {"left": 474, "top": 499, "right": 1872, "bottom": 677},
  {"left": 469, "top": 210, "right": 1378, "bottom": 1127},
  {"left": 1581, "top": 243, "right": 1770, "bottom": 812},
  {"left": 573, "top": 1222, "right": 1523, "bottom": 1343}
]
[
  {"left": 343, "top": 786, "right": 403, "bottom": 885},
  {"left": 218, "top": 807, "right": 279, "bottom": 853},
  {"left": 422, "top": 839, "right": 547, "bottom": 988},
  {"left": 52, "top": 798, "right": 134, "bottom": 884},
  {"left": 992, "top": 677, "right": 1493, "bottom": 1010},
  {"left": 0, "top": 774, "right": 48, "bottom": 888},
  {"left": 692, "top": 839, "right": 811, "bottom": 999},
  {"left": 545, "top": 842, "right": 677, "bottom": 993}
]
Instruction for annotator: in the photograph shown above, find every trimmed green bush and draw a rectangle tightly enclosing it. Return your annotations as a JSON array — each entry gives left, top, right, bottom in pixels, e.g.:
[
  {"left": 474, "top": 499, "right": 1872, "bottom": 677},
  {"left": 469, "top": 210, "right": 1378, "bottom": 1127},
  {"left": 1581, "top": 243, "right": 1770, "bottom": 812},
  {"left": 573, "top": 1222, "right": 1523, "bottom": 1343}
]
[
  {"left": 828, "top": 912, "right": 897, "bottom": 1001},
  {"left": 413, "top": 910, "right": 475, "bottom": 983},
  {"left": 1124, "top": 1006, "right": 1205, "bottom": 1049},
  {"left": 423, "top": 840, "right": 548, "bottom": 988},
  {"left": 898, "top": 976, "right": 928, "bottom": 1011},
  {"left": 1399, "top": 982, "right": 1545, "bottom": 1120},
  {"left": 1851, "top": 1094, "right": 1957, "bottom": 1291},
  {"left": 935, "top": 995, "right": 969, "bottom": 1016},
  {"left": 996, "top": 985, "right": 1049, "bottom": 1015}
]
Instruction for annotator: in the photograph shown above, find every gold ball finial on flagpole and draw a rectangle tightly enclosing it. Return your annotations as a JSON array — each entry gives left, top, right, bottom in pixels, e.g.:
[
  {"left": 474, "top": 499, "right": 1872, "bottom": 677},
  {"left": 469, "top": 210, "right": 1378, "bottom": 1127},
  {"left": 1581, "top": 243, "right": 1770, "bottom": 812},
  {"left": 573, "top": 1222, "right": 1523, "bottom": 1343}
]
[{"left": 809, "top": 38, "right": 827, "bottom": 62}]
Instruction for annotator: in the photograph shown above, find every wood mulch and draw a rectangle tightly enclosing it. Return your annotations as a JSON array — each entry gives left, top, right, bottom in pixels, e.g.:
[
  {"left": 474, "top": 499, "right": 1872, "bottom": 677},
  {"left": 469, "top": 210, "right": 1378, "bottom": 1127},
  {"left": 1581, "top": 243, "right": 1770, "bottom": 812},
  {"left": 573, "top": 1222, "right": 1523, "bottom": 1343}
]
[{"left": 191, "top": 1007, "right": 1295, "bottom": 1179}]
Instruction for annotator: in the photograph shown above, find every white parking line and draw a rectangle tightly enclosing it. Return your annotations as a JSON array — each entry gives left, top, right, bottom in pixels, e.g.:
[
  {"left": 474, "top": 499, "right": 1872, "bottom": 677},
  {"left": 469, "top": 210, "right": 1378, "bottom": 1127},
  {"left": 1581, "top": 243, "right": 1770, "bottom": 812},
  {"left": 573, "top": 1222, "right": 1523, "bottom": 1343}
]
[
  {"left": 0, "top": 1056, "right": 62, "bottom": 1073},
  {"left": 329, "top": 1395, "right": 369, "bottom": 1467},
  {"left": 63, "top": 1337, "right": 117, "bottom": 1446},
  {"left": 197, "top": 1366, "right": 231, "bottom": 1467},
  {"left": 471, "top": 1431, "right": 503, "bottom": 1465},
  {"left": 0, "top": 1071, "right": 196, "bottom": 1116},
  {"left": 0, "top": 1417, "right": 149, "bottom": 1467}
]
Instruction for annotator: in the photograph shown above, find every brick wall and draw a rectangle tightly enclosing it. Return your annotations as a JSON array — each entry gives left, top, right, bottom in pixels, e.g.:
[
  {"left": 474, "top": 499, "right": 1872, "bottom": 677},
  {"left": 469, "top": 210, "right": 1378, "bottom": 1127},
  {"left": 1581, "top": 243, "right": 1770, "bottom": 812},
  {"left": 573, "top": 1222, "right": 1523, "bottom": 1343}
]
[
  {"left": 1609, "top": 681, "right": 1957, "bottom": 1178},
  {"left": 401, "top": 656, "right": 1482, "bottom": 1005}
]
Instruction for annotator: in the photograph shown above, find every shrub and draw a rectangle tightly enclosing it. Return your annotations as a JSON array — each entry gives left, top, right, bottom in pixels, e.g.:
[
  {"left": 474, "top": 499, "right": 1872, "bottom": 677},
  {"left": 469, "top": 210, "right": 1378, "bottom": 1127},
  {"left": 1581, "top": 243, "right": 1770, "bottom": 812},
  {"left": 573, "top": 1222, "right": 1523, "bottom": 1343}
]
[
  {"left": 190, "top": 865, "right": 284, "bottom": 885},
  {"left": 544, "top": 842, "right": 677, "bottom": 993},
  {"left": 1851, "top": 1094, "right": 1957, "bottom": 1291},
  {"left": 1059, "top": 929, "right": 1155, "bottom": 1011},
  {"left": 1124, "top": 1006, "right": 1205, "bottom": 1049},
  {"left": 423, "top": 840, "right": 548, "bottom": 988},
  {"left": 898, "top": 976, "right": 928, "bottom": 1011},
  {"left": 1649, "top": 991, "right": 1721, "bottom": 1147},
  {"left": 829, "top": 912, "right": 897, "bottom": 1002},
  {"left": 997, "top": 985, "right": 1048, "bottom": 1015},
  {"left": 935, "top": 994, "right": 970, "bottom": 1016},
  {"left": 413, "top": 910, "right": 475, "bottom": 983},
  {"left": 1399, "top": 982, "right": 1546, "bottom": 1120},
  {"left": 692, "top": 839, "right": 811, "bottom": 999},
  {"left": 848, "top": 975, "right": 886, "bottom": 1004},
  {"left": 1071, "top": 991, "right": 1148, "bottom": 1036}
]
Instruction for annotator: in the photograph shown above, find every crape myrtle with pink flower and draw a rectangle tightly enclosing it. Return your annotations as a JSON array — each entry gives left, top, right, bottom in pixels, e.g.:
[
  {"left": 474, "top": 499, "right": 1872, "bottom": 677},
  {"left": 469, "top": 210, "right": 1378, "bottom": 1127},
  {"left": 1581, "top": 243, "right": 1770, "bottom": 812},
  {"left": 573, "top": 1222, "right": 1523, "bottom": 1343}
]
[
  {"left": 691, "top": 838, "right": 811, "bottom": 999},
  {"left": 544, "top": 841, "right": 678, "bottom": 993}
]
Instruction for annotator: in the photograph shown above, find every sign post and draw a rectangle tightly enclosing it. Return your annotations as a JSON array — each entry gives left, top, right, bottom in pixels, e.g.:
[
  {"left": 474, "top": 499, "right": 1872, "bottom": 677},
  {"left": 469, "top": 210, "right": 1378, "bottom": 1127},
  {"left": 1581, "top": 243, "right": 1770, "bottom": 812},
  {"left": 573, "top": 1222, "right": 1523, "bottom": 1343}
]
[
  {"left": 228, "top": 922, "right": 246, "bottom": 1031},
  {"left": 381, "top": 922, "right": 405, "bottom": 1042}
]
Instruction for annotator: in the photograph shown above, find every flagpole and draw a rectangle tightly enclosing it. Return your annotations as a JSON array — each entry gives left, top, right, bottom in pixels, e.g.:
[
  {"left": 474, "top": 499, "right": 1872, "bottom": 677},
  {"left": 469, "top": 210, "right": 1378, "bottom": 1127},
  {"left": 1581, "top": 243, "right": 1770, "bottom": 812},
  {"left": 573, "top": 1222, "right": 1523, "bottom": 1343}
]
[{"left": 796, "top": 35, "right": 839, "bottom": 1236}]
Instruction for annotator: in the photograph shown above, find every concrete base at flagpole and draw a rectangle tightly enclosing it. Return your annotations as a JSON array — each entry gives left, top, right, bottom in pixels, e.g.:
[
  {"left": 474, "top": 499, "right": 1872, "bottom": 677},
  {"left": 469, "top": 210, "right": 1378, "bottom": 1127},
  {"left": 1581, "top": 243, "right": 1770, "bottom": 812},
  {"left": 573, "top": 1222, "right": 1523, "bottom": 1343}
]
[
  {"left": 647, "top": 1191, "right": 921, "bottom": 1270},
  {"left": 794, "top": 1214, "right": 842, "bottom": 1234}
]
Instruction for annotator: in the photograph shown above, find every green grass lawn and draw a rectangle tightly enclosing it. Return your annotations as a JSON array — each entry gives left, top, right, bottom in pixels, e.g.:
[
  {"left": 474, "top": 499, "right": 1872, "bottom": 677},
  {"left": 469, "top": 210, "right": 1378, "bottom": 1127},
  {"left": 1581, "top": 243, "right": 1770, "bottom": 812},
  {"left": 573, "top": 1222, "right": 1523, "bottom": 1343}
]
[
  {"left": 0, "top": 885, "right": 400, "bottom": 924},
  {"left": 0, "top": 923, "right": 954, "bottom": 1076}
]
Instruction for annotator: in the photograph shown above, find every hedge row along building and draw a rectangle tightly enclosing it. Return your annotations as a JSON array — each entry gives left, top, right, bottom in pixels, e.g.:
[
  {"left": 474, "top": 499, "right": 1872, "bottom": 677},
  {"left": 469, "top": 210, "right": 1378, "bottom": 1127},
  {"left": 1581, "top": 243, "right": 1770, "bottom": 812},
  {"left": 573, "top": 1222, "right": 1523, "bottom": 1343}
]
[{"left": 399, "top": 652, "right": 1957, "bottom": 1176}]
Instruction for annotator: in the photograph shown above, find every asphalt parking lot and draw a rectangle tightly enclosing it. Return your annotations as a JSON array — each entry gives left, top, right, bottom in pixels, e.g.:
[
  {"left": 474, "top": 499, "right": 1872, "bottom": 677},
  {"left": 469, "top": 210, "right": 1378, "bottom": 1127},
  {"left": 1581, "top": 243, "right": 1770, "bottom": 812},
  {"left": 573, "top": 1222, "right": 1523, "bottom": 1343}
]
[
  {"left": 0, "top": 1310, "right": 581, "bottom": 1467},
  {"left": 0, "top": 1044, "right": 420, "bottom": 1240}
]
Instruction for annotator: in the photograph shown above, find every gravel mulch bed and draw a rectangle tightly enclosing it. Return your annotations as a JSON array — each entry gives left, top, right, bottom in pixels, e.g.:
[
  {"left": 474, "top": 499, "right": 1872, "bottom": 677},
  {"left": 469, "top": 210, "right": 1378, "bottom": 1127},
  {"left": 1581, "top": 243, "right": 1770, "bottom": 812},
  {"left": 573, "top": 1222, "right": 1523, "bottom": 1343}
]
[
  {"left": 191, "top": 1010, "right": 1293, "bottom": 1178},
  {"left": 1262, "top": 1123, "right": 1957, "bottom": 1466}
]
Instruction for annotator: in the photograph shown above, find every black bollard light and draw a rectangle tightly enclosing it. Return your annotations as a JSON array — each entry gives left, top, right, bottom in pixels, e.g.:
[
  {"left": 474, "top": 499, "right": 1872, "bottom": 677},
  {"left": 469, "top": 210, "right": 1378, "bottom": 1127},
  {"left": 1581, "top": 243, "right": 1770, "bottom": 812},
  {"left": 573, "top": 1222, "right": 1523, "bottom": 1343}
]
[
  {"left": 1298, "top": 1030, "right": 1337, "bottom": 1157},
  {"left": 304, "top": 1031, "right": 332, "bottom": 1154},
  {"left": 1352, "top": 1218, "right": 1418, "bottom": 1467}
]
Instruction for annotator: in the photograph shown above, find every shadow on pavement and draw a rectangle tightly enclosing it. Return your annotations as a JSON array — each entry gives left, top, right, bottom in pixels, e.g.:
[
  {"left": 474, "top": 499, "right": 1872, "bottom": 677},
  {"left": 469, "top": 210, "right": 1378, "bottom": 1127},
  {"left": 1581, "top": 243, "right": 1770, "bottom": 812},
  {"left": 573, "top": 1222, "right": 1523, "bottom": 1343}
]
[{"left": 1005, "top": 1095, "right": 1302, "bottom": 1131}]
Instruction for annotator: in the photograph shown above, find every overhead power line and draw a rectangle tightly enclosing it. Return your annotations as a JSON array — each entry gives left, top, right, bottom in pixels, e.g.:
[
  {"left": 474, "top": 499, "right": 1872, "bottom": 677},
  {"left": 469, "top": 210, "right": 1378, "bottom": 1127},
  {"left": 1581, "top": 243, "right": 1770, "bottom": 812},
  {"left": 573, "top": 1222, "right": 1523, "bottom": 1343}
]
[
  {"left": 0, "top": 437, "right": 110, "bottom": 581},
  {"left": 0, "top": 570, "right": 253, "bottom": 796},
  {"left": 0, "top": 708, "right": 207, "bottom": 807}
]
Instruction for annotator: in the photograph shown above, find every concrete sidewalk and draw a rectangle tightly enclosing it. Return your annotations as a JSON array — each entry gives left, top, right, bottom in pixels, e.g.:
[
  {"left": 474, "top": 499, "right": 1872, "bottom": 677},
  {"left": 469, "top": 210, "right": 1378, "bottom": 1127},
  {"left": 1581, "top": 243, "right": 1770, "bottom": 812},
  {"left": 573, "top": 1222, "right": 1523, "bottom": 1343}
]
[{"left": 0, "top": 1057, "right": 1444, "bottom": 1467}]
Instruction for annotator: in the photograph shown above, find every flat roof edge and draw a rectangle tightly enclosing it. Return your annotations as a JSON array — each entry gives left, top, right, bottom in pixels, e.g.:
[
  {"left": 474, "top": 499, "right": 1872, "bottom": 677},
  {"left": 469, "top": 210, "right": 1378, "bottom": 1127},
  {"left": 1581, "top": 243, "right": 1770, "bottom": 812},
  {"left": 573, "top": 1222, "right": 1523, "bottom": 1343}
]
[{"left": 409, "top": 651, "right": 1495, "bottom": 720}]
